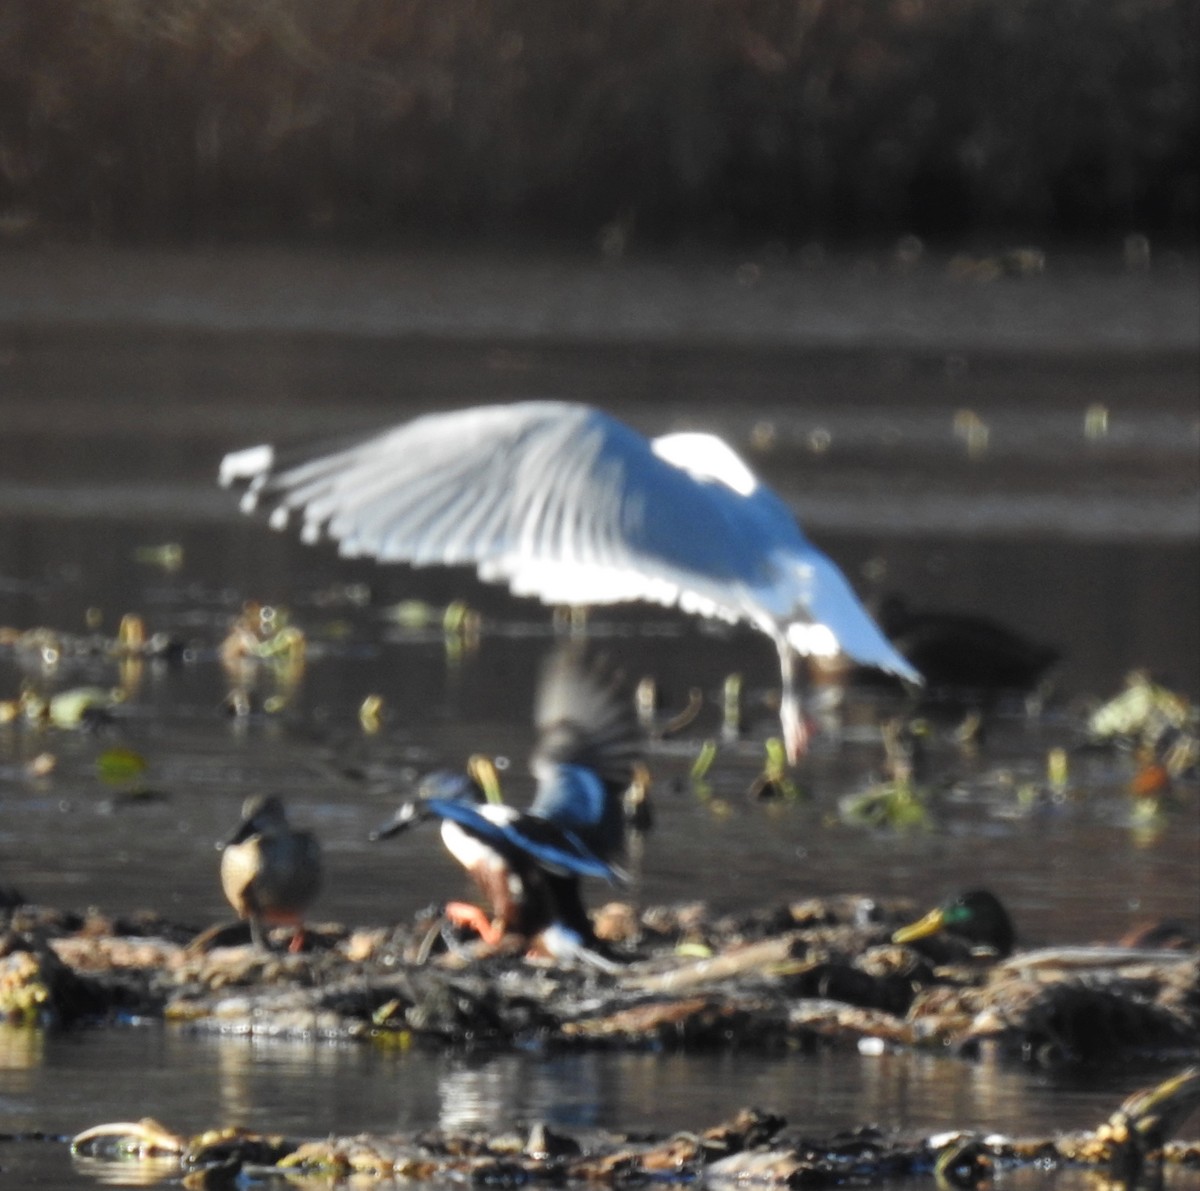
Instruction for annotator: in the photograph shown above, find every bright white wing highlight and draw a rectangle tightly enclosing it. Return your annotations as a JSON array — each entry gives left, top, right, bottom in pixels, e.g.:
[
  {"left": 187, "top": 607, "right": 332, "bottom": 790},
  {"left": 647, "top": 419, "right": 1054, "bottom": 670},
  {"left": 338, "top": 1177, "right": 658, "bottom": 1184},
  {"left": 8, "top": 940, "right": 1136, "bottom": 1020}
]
[{"left": 650, "top": 433, "right": 758, "bottom": 497}]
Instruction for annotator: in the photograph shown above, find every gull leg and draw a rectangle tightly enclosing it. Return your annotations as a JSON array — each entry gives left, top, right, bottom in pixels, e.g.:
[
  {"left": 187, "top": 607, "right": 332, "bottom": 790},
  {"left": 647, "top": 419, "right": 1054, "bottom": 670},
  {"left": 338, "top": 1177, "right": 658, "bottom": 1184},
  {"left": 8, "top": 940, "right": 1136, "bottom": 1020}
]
[{"left": 777, "top": 639, "right": 809, "bottom": 764}]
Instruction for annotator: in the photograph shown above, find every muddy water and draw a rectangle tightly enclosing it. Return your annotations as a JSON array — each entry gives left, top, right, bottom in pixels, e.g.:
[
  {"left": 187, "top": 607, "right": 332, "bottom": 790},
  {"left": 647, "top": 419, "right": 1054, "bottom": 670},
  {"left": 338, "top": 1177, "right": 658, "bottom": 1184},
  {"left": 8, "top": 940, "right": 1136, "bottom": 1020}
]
[{"left": 0, "top": 248, "right": 1198, "bottom": 1187}]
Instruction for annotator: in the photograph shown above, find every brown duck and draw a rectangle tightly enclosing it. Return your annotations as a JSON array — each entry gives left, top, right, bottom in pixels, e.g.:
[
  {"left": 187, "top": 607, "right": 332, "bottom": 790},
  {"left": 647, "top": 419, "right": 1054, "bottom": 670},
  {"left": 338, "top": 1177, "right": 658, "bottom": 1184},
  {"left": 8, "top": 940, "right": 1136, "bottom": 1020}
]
[{"left": 220, "top": 794, "right": 322, "bottom": 952}]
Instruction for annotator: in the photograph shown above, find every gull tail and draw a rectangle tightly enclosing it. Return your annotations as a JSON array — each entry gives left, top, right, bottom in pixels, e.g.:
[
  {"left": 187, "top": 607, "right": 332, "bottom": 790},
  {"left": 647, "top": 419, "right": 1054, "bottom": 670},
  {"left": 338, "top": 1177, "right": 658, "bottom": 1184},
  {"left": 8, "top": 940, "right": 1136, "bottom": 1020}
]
[{"left": 787, "top": 552, "right": 922, "bottom": 684}]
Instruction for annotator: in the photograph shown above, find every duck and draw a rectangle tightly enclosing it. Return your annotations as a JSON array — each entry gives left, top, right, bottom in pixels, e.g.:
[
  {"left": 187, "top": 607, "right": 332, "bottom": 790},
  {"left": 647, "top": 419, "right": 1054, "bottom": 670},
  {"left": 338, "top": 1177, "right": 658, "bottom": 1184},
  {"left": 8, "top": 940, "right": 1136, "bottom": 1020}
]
[
  {"left": 372, "top": 648, "right": 640, "bottom": 962},
  {"left": 892, "top": 889, "right": 1017, "bottom": 959},
  {"left": 219, "top": 794, "right": 322, "bottom": 953},
  {"left": 876, "top": 595, "right": 1059, "bottom": 696},
  {"left": 220, "top": 401, "right": 920, "bottom": 762},
  {"left": 373, "top": 769, "right": 621, "bottom": 956},
  {"left": 894, "top": 888, "right": 1199, "bottom": 964}
]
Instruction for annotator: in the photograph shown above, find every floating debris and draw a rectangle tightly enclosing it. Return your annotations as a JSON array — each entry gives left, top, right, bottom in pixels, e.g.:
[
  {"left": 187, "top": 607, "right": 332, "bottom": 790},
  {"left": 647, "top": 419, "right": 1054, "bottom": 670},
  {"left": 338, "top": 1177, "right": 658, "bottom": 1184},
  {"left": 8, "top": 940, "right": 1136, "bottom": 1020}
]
[
  {"left": 468, "top": 753, "right": 505, "bottom": 805},
  {"left": 1091, "top": 671, "right": 1194, "bottom": 750},
  {"left": 658, "top": 687, "right": 705, "bottom": 738},
  {"left": 838, "top": 720, "right": 930, "bottom": 829},
  {"left": 624, "top": 761, "right": 654, "bottom": 830},
  {"left": 133, "top": 542, "right": 185, "bottom": 573},
  {"left": 635, "top": 675, "right": 658, "bottom": 729},
  {"left": 358, "top": 693, "right": 384, "bottom": 734},
  {"left": 1089, "top": 673, "right": 1198, "bottom": 802},
  {"left": 952, "top": 409, "right": 990, "bottom": 459},
  {"left": 1085, "top": 403, "right": 1111, "bottom": 440},
  {"left": 2, "top": 892, "right": 1194, "bottom": 1067},
  {"left": 69, "top": 1071, "right": 1200, "bottom": 1187},
  {"left": 45, "top": 686, "right": 123, "bottom": 729},
  {"left": 218, "top": 601, "right": 306, "bottom": 710},
  {"left": 689, "top": 739, "right": 719, "bottom": 788},
  {"left": 442, "top": 598, "right": 483, "bottom": 660},
  {"left": 747, "top": 738, "right": 802, "bottom": 800},
  {"left": 722, "top": 672, "right": 742, "bottom": 739},
  {"left": 838, "top": 780, "right": 929, "bottom": 831},
  {"left": 95, "top": 746, "right": 148, "bottom": 788}
]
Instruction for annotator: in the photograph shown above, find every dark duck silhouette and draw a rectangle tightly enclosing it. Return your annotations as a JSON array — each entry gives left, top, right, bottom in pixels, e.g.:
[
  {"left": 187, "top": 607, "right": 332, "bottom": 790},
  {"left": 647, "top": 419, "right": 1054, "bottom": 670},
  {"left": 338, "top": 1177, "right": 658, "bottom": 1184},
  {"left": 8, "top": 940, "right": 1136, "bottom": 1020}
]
[{"left": 874, "top": 595, "right": 1060, "bottom": 698}]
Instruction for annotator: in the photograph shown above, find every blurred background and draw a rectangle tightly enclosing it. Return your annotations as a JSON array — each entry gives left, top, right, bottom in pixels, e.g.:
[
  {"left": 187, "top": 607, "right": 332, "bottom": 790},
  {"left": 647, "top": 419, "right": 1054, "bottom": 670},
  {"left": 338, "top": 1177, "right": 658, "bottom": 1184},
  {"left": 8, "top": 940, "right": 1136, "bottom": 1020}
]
[{"left": 0, "top": 0, "right": 1196, "bottom": 244}]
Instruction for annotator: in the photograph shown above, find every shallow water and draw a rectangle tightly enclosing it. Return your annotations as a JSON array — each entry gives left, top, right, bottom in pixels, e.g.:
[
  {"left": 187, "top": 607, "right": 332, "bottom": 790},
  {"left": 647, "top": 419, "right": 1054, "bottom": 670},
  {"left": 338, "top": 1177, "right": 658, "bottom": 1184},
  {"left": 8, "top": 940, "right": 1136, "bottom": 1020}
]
[
  {"left": 0, "top": 249, "right": 1198, "bottom": 1187},
  {"left": 1, "top": 1026, "right": 1192, "bottom": 1188}
]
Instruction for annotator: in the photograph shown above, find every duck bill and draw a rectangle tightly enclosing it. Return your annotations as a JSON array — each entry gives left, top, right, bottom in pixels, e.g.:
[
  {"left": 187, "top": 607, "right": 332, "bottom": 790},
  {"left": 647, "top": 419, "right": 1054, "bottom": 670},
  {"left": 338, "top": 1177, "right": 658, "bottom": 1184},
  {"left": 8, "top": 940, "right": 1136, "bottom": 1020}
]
[
  {"left": 892, "top": 906, "right": 946, "bottom": 945},
  {"left": 369, "top": 801, "right": 421, "bottom": 841}
]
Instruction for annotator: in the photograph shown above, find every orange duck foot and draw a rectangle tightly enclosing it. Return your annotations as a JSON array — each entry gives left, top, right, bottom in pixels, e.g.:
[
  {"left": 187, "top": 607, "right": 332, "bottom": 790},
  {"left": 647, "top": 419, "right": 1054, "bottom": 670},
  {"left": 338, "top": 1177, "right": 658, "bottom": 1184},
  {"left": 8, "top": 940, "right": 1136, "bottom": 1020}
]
[
  {"left": 287, "top": 927, "right": 307, "bottom": 954},
  {"left": 444, "top": 901, "right": 505, "bottom": 946}
]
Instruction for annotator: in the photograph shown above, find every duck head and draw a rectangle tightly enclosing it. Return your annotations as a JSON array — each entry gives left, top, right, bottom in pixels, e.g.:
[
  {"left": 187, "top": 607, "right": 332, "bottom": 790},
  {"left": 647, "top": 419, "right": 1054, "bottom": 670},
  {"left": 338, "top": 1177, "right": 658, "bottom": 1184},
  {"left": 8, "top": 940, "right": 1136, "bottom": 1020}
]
[
  {"left": 893, "top": 889, "right": 1016, "bottom": 958},
  {"left": 370, "top": 770, "right": 485, "bottom": 841}
]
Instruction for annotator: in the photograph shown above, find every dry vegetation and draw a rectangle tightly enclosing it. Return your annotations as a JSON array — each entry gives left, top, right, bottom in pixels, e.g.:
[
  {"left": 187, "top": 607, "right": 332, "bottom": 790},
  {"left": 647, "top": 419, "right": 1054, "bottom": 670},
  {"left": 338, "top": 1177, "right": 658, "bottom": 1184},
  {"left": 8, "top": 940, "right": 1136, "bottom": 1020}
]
[{"left": 0, "top": 0, "right": 1196, "bottom": 244}]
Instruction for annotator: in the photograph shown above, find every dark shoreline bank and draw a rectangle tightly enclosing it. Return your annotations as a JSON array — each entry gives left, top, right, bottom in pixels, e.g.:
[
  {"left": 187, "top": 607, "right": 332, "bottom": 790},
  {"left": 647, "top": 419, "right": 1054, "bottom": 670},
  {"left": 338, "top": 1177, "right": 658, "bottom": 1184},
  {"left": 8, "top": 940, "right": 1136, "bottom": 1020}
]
[{"left": 1, "top": 0, "right": 1195, "bottom": 245}]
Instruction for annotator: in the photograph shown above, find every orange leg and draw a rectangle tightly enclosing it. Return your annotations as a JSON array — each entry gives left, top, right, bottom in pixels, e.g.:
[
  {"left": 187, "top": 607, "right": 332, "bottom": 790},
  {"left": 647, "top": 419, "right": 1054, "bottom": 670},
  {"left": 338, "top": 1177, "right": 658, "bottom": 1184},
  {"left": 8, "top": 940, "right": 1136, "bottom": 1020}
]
[
  {"left": 287, "top": 926, "right": 307, "bottom": 954},
  {"left": 444, "top": 901, "right": 505, "bottom": 946}
]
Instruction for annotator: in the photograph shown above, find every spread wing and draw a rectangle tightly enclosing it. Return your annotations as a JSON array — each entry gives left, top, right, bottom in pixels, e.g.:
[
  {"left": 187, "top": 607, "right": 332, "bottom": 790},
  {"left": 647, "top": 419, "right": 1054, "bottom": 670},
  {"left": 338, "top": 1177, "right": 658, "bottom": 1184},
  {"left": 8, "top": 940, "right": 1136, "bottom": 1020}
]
[
  {"left": 224, "top": 401, "right": 792, "bottom": 621},
  {"left": 221, "top": 400, "right": 917, "bottom": 678},
  {"left": 533, "top": 647, "right": 641, "bottom": 788}
]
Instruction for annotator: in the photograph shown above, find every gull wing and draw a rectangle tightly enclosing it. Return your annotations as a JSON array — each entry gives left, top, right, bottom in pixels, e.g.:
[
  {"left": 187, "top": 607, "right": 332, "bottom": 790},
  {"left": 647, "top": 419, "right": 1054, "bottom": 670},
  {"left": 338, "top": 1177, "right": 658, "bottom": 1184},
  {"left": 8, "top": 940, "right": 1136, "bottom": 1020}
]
[
  {"left": 223, "top": 401, "right": 789, "bottom": 620},
  {"left": 222, "top": 400, "right": 916, "bottom": 676},
  {"left": 788, "top": 551, "right": 921, "bottom": 682}
]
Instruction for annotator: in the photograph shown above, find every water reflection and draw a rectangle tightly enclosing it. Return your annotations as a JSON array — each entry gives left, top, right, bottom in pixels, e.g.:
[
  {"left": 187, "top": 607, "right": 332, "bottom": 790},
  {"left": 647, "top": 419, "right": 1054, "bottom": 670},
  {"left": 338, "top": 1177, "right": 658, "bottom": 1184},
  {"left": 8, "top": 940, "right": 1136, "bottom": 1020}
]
[
  {"left": 143, "top": 1034, "right": 1200, "bottom": 1140},
  {"left": 0, "top": 1023, "right": 44, "bottom": 1076},
  {"left": 209, "top": 1035, "right": 355, "bottom": 1128},
  {"left": 7, "top": 1021, "right": 1187, "bottom": 1190},
  {"left": 71, "top": 1156, "right": 181, "bottom": 1189}
]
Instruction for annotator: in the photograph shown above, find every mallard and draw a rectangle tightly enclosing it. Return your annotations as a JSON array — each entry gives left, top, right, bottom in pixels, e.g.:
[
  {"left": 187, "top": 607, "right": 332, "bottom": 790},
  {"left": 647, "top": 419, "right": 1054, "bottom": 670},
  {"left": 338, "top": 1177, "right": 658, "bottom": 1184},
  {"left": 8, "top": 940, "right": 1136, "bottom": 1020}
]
[{"left": 893, "top": 889, "right": 1017, "bottom": 958}]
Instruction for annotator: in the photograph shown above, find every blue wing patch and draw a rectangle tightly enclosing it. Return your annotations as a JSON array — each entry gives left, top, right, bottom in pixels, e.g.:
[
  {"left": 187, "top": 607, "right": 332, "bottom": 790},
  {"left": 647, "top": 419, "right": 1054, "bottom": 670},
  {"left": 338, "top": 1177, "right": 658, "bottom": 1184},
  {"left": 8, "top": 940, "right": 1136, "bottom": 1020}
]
[
  {"left": 426, "top": 799, "right": 618, "bottom": 882},
  {"left": 527, "top": 764, "right": 609, "bottom": 831}
]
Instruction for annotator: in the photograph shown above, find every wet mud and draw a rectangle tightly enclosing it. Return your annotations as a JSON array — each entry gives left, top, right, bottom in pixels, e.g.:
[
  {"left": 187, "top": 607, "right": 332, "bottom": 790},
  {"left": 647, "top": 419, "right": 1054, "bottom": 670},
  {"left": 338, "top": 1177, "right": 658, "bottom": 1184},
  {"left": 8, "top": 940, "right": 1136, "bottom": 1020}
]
[{"left": 5, "top": 890, "right": 1197, "bottom": 1068}]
